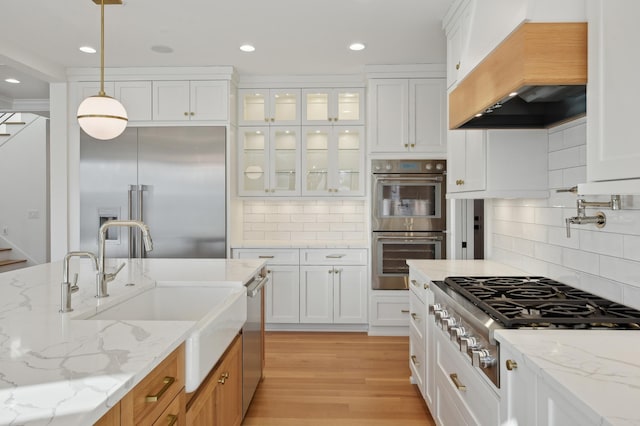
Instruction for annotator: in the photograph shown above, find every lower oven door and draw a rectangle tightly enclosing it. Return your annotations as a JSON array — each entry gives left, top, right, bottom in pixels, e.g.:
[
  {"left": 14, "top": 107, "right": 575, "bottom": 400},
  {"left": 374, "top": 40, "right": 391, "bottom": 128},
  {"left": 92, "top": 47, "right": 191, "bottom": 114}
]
[{"left": 372, "top": 231, "right": 446, "bottom": 290}]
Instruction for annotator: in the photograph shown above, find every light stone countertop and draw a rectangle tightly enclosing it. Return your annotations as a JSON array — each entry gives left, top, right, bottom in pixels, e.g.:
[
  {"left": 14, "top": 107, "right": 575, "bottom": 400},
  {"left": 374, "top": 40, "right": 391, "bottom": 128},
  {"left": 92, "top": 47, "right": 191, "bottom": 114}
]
[
  {"left": 495, "top": 329, "right": 640, "bottom": 426},
  {"left": 0, "top": 258, "right": 264, "bottom": 426},
  {"left": 407, "top": 259, "right": 640, "bottom": 426}
]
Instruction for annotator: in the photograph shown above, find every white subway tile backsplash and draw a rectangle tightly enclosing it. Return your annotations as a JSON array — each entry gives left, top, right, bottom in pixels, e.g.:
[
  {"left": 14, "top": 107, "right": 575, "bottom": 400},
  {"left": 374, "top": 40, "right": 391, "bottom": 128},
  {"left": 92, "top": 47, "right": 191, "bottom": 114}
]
[
  {"left": 579, "top": 230, "right": 623, "bottom": 257},
  {"left": 304, "top": 222, "right": 331, "bottom": 232},
  {"left": 244, "top": 214, "right": 265, "bottom": 223},
  {"left": 278, "top": 222, "right": 304, "bottom": 232},
  {"left": 317, "top": 231, "right": 344, "bottom": 240},
  {"left": 265, "top": 214, "right": 291, "bottom": 223},
  {"left": 491, "top": 122, "right": 640, "bottom": 306},
  {"left": 264, "top": 231, "right": 292, "bottom": 240},
  {"left": 291, "top": 215, "right": 317, "bottom": 223},
  {"left": 303, "top": 204, "right": 330, "bottom": 214},
  {"left": 330, "top": 223, "right": 357, "bottom": 232}
]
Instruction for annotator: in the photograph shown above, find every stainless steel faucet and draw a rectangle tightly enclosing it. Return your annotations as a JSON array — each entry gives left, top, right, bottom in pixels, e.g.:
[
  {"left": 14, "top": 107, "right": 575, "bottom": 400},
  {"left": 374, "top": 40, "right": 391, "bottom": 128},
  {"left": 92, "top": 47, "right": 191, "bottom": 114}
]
[
  {"left": 97, "top": 220, "right": 153, "bottom": 297},
  {"left": 565, "top": 195, "right": 621, "bottom": 237},
  {"left": 60, "top": 251, "right": 98, "bottom": 313}
]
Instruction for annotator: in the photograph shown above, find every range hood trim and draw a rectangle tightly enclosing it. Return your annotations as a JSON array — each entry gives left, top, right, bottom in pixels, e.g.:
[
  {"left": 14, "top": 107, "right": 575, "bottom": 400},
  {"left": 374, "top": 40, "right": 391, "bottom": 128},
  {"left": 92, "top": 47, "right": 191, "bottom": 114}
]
[{"left": 449, "top": 22, "right": 587, "bottom": 130}]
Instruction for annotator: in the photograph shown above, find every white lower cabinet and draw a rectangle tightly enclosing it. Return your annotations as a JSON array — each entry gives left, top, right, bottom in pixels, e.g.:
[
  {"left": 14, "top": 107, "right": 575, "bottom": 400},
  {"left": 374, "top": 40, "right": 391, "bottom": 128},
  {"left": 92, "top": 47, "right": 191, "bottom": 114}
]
[
  {"left": 368, "top": 291, "right": 410, "bottom": 334},
  {"left": 232, "top": 248, "right": 367, "bottom": 327},
  {"left": 300, "top": 249, "right": 367, "bottom": 324},
  {"left": 500, "top": 342, "right": 537, "bottom": 426}
]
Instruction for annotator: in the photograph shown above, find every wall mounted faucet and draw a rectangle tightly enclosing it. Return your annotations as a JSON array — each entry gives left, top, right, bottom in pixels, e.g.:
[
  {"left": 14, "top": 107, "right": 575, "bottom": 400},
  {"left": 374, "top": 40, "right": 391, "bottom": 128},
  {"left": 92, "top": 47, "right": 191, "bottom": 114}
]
[{"left": 562, "top": 190, "right": 621, "bottom": 238}]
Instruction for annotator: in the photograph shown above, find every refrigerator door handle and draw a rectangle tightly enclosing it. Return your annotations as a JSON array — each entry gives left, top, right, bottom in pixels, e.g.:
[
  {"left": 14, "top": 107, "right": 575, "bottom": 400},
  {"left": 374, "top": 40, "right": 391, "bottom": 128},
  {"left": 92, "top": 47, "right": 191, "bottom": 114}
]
[
  {"left": 139, "top": 185, "right": 149, "bottom": 258},
  {"left": 128, "top": 185, "right": 137, "bottom": 258}
]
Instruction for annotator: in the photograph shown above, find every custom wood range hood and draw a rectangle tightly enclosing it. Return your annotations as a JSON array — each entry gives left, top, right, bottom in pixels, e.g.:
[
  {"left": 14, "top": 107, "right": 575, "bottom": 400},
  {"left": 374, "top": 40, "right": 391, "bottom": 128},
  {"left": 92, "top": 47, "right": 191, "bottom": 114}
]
[{"left": 449, "top": 22, "right": 587, "bottom": 129}]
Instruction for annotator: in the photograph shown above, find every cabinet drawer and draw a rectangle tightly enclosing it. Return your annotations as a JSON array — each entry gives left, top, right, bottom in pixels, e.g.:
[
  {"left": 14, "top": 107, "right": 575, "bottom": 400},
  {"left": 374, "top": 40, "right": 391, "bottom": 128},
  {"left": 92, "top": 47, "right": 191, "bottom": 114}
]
[
  {"left": 232, "top": 248, "right": 299, "bottom": 265},
  {"left": 152, "top": 391, "right": 185, "bottom": 426},
  {"left": 121, "top": 344, "right": 185, "bottom": 425},
  {"left": 435, "top": 329, "right": 500, "bottom": 426},
  {"left": 369, "top": 295, "right": 410, "bottom": 327},
  {"left": 409, "top": 290, "right": 426, "bottom": 340},
  {"left": 409, "top": 327, "right": 426, "bottom": 397},
  {"left": 300, "top": 249, "right": 366, "bottom": 265}
]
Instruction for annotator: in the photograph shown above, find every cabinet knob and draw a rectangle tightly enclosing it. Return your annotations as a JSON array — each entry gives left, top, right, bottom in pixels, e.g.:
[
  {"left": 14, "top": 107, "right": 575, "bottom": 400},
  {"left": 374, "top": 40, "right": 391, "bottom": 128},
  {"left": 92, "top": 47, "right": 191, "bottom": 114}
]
[
  {"left": 506, "top": 359, "right": 518, "bottom": 371},
  {"left": 410, "top": 143, "right": 415, "bottom": 148},
  {"left": 334, "top": 117, "right": 339, "bottom": 122},
  {"left": 404, "top": 144, "right": 409, "bottom": 148},
  {"left": 190, "top": 112, "right": 195, "bottom": 116},
  {"left": 456, "top": 62, "right": 460, "bottom": 70},
  {"left": 184, "top": 112, "right": 189, "bottom": 116},
  {"left": 270, "top": 117, "right": 275, "bottom": 122},
  {"left": 264, "top": 118, "right": 269, "bottom": 122},
  {"left": 265, "top": 189, "right": 269, "bottom": 193}
]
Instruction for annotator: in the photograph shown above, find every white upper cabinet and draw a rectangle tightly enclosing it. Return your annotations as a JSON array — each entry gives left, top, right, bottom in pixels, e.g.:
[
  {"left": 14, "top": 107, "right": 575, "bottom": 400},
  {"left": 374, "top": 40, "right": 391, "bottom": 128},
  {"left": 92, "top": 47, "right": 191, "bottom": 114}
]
[
  {"left": 368, "top": 78, "right": 446, "bottom": 155},
  {"left": 114, "top": 81, "right": 152, "bottom": 122},
  {"left": 579, "top": 0, "right": 640, "bottom": 194},
  {"left": 301, "top": 125, "right": 365, "bottom": 197},
  {"left": 447, "top": 129, "right": 548, "bottom": 199},
  {"left": 238, "top": 126, "right": 301, "bottom": 197},
  {"left": 153, "top": 80, "right": 228, "bottom": 121},
  {"left": 302, "top": 88, "right": 364, "bottom": 126},
  {"left": 238, "top": 89, "right": 301, "bottom": 126}
]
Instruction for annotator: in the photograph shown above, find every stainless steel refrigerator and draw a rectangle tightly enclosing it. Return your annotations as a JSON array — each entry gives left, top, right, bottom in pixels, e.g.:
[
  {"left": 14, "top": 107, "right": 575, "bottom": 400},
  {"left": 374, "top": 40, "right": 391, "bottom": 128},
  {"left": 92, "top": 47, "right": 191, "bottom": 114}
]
[{"left": 80, "top": 126, "right": 226, "bottom": 258}]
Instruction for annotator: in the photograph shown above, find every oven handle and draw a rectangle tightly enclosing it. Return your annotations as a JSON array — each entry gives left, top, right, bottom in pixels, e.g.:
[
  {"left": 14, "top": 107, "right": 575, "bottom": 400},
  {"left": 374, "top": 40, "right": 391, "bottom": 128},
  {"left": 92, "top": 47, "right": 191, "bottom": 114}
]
[
  {"left": 377, "top": 236, "right": 443, "bottom": 241},
  {"left": 375, "top": 176, "right": 443, "bottom": 183}
]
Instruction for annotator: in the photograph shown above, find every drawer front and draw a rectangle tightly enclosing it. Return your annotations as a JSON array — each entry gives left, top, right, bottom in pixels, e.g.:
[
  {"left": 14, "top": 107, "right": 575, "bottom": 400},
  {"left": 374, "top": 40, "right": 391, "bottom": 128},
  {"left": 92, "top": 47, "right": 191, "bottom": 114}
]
[
  {"left": 435, "top": 329, "right": 500, "bottom": 426},
  {"left": 409, "top": 327, "right": 426, "bottom": 398},
  {"left": 369, "top": 295, "right": 409, "bottom": 326},
  {"left": 232, "top": 248, "right": 300, "bottom": 265},
  {"left": 152, "top": 391, "right": 186, "bottom": 426},
  {"left": 409, "top": 290, "right": 426, "bottom": 340},
  {"left": 124, "top": 344, "right": 185, "bottom": 425},
  {"left": 300, "top": 249, "right": 367, "bottom": 265},
  {"left": 408, "top": 269, "right": 430, "bottom": 303}
]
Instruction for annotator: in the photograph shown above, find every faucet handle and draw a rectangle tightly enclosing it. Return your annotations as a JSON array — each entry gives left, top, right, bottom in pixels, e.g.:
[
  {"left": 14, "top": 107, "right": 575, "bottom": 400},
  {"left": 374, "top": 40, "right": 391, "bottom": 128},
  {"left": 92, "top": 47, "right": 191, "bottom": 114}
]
[
  {"left": 105, "top": 262, "right": 126, "bottom": 283},
  {"left": 70, "top": 273, "right": 80, "bottom": 293},
  {"left": 566, "top": 217, "right": 573, "bottom": 238}
]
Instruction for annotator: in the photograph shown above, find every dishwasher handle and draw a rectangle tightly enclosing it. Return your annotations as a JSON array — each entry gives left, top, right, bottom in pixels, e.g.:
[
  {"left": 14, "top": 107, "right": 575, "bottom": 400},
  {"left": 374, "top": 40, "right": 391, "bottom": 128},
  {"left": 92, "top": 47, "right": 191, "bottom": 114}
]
[{"left": 246, "top": 274, "right": 269, "bottom": 298}]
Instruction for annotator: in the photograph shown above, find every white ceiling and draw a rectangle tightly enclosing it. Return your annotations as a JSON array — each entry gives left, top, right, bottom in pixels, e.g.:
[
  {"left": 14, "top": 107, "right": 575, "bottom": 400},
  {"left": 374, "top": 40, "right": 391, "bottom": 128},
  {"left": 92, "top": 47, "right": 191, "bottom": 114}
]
[{"left": 0, "top": 0, "right": 452, "bottom": 102}]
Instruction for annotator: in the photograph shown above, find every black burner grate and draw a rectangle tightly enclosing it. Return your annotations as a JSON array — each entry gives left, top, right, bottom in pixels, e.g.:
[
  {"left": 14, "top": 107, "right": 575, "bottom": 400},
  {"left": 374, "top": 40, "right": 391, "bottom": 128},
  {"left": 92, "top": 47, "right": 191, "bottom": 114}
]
[{"left": 444, "top": 276, "right": 640, "bottom": 329}]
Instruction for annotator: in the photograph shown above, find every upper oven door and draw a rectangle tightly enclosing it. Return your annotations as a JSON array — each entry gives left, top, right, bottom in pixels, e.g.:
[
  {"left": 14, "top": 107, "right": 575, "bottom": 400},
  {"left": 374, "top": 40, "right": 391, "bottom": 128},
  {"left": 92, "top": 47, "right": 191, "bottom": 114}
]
[{"left": 372, "top": 174, "right": 446, "bottom": 231}]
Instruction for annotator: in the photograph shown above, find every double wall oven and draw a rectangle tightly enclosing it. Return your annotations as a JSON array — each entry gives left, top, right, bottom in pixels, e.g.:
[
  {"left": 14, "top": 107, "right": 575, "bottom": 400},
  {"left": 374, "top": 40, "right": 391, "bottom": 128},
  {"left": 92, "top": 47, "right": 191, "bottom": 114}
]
[{"left": 372, "top": 159, "right": 446, "bottom": 290}]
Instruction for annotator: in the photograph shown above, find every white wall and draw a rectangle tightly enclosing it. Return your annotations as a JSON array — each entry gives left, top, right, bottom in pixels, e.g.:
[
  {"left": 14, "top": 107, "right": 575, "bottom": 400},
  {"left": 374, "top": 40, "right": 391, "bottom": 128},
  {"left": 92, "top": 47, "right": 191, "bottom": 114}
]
[
  {"left": 490, "top": 117, "right": 640, "bottom": 310},
  {"left": 0, "top": 114, "right": 49, "bottom": 264},
  {"left": 241, "top": 200, "right": 366, "bottom": 242}
]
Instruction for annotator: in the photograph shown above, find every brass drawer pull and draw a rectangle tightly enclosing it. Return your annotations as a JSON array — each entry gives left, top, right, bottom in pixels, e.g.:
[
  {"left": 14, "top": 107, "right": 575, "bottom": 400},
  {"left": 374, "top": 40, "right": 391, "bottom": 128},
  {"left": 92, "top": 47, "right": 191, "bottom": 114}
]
[
  {"left": 411, "top": 313, "right": 419, "bottom": 321},
  {"left": 411, "top": 279, "right": 418, "bottom": 287},
  {"left": 401, "top": 309, "right": 410, "bottom": 314},
  {"left": 449, "top": 373, "right": 466, "bottom": 391},
  {"left": 258, "top": 255, "right": 275, "bottom": 259},
  {"left": 411, "top": 355, "right": 420, "bottom": 366},
  {"left": 167, "top": 414, "right": 178, "bottom": 426},
  {"left": 145, "top": 376, "right": 175, "bottom": 402},
  {"left": 218, "top": 371, "right": 230, "bottom": 384}
]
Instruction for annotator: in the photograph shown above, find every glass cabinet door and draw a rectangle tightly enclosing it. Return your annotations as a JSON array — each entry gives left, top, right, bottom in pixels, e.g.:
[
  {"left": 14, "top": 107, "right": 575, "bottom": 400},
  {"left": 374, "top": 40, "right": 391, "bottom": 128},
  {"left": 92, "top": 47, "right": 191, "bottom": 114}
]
[
  {"left": 269, "top": 89, "right": 301, "bottom": 125},
  {"left": 239, "top": 89, "right": 301, "bottom": 125},
  {"left": 302, "top": 127, "right": 330, "bottom": 193},
  {"left": 270, "top": 127, "right": 300, "bottom": 195},
  {"left": 302, "top": 88, "right": 364, "bottom": 125},
  {"left": 335, "top": 127, "right": 363, "bottom": 194},
  {"left": 239, "top": 127, "right": 269, "bottom": 195}
]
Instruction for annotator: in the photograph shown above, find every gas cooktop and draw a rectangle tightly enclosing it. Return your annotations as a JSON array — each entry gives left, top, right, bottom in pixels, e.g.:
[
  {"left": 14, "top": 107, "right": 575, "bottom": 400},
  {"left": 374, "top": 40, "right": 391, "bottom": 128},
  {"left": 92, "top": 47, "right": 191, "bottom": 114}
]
[{"left": 444, "top": 276, "right": 640, "bottom": 329}]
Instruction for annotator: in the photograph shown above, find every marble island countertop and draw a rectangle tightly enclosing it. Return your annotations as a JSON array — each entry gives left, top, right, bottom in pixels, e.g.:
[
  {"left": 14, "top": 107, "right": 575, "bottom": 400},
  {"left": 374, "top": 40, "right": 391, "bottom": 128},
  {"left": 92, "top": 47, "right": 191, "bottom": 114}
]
[
  {"left": 496, "top": 329, "right": 640, "bottom": 426},
  {"left": 0, "top": 258, "right": 264, "bottom": 426},
  {"left": 408, "top": 259, "right": 640, "bottom": 426}
]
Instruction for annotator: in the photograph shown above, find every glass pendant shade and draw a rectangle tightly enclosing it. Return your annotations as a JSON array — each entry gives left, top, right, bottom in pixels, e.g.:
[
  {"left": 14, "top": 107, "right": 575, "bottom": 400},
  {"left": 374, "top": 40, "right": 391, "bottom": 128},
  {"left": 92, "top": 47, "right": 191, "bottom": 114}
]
[{"left": 77, "top": 94, "right": 128, "bottom": 140}]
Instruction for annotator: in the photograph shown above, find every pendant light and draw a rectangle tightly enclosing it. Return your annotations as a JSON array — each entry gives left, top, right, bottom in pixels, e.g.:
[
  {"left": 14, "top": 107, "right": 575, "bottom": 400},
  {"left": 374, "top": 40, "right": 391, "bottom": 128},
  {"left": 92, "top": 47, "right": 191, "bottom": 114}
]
[{"left": 77, "top": 0, "right": 128, "bottom": 140}]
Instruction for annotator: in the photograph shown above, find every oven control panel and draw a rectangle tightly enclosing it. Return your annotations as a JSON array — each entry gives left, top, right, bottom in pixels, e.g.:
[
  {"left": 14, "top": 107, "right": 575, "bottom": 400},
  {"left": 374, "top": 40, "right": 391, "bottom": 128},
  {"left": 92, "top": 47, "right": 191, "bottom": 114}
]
[{"left": 372, "top": 159, "right": 446, "bottom": 174}]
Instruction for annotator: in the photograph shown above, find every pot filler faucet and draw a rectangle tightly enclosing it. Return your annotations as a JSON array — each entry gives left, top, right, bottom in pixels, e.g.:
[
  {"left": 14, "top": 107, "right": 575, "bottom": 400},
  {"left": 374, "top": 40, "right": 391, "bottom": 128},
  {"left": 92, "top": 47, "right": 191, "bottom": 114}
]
[
  {"left": 59, "top": 220, "right": 153, "bottom": 313},
  {"left": 559, "top": 187, "right": 621, "bottom": 238}
]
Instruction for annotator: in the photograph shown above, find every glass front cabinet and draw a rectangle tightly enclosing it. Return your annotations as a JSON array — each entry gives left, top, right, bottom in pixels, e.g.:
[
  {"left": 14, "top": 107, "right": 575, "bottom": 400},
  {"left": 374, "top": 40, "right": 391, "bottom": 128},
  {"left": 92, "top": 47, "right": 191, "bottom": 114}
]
[
  {"left": 238, "top": 126, "right": 301, "bottom": 196},
  {"left": 238, "top": 89, "right": 301, "bottom": 126},
  {"left": 302, "top": 126, "right": 364, "bottom": 196},
  {"left": 302, "top": 88, "right": 364, "bottom": 126}
]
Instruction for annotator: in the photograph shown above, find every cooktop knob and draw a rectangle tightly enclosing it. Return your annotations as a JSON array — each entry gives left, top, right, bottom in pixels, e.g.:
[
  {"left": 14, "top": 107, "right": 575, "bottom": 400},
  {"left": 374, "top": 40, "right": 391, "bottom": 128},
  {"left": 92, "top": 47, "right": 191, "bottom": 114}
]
[
  {"left": 425, "top": 163, "right": 433, "bottom": 170},
  {"left": 385, "top": 163, "right": 393, "bottom": 171},
  {"left": 449, "top": 326, "right": 466, "bottom": 341},
  {"left": 472, "top": 349, "right": 496, "bottom": 368},
  {"left": 459, "top": 336, "right": 477, "bottom": 353},
  {"left": 428, "top": 303, "right": 442, "bottom": 315},
  {"left": 436, "top": 163, "right": 444, "bottom": 171},
  {"left": 441, "top": 317, "right": 456, "bottom": 331},
  {"left": 434, "top": 309, "right": 449, "bottom": 322}
]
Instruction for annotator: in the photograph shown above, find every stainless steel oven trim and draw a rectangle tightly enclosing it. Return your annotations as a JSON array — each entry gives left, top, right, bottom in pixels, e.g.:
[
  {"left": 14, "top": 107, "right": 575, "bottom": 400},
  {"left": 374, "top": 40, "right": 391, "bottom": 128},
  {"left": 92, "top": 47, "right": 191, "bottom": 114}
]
[
  {"left": 371, "top": 173, "right": 447, "bottom": 232},
  {"left": 372, "top": 231, "right": 446, "bottom": 290}
]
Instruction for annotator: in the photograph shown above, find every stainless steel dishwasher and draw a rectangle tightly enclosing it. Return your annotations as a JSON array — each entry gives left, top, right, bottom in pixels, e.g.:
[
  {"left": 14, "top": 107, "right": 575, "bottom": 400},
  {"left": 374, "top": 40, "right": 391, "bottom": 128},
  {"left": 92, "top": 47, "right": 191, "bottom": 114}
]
[{"left": 242, "top": 269, "right": 268, "bottom": 418}]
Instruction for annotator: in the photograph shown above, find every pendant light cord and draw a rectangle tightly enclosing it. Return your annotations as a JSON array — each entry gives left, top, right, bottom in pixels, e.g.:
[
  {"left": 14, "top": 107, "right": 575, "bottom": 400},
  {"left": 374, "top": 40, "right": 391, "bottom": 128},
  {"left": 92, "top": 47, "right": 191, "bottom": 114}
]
[{"left": 99, "top": 0, "right": 105, "bottom": 96}]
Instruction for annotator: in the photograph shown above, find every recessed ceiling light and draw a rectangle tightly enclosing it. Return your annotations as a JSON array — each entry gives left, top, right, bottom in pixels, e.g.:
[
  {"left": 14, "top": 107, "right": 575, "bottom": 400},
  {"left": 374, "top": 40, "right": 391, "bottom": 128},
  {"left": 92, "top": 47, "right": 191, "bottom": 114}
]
[
  {"left": 151, "top": 45, "right": 173, "bottom": 54},
  {"left": 349, "top": 42, "right": 366, "bottom": 51},
  {"left": 79, "top": 46, "right": 97, "bottom": 54},
  {"left": 5, "top": 78, "right": 20, "bottom": 84},
  {"left": 240, "top": 44, "right": 256, "bottom": 52}
]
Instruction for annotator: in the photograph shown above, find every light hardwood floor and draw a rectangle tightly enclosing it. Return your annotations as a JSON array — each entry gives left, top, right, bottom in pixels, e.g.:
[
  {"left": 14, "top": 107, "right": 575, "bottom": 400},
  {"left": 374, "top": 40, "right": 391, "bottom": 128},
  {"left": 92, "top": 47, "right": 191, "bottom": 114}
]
[{"left": 242, "top": 332, "right": 435, "bottom": 426}]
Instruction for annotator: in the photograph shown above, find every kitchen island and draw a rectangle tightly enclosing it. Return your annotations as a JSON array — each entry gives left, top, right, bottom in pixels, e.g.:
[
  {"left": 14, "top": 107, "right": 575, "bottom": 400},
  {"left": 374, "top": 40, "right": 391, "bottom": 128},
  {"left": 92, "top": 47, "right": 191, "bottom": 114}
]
[
  {"left": 0, "top": 258, "right": 264, "bottom": 426},
  {"left": 408, "top": 259, "right": 640, "bottom": 426}
]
